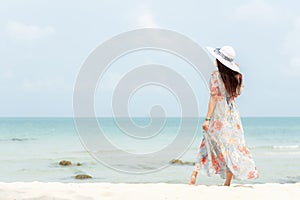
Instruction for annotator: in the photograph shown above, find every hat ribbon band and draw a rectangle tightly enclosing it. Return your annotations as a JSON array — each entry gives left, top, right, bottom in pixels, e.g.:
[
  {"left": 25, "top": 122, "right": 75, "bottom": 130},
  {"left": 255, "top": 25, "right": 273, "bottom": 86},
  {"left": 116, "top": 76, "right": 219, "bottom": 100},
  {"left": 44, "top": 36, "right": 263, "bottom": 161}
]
[{"left": 214, "top": 48, "right": 234, "bottom": 62}]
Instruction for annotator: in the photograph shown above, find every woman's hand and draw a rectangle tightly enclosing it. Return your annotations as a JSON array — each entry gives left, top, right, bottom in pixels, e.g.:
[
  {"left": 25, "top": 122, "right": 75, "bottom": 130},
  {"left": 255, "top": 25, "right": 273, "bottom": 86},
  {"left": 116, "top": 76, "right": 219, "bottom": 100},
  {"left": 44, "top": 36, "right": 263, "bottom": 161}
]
[{"left": 202, "top": 120, "right": 210, "bottom": 132}]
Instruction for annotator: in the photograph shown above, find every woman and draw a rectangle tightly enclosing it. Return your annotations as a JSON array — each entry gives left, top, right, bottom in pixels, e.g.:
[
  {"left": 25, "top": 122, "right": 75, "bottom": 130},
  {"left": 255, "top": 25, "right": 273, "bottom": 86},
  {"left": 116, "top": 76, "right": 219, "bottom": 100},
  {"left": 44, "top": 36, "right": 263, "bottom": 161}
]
[{"left": 189, "top": 46, "right": 258, "bottom": 186}]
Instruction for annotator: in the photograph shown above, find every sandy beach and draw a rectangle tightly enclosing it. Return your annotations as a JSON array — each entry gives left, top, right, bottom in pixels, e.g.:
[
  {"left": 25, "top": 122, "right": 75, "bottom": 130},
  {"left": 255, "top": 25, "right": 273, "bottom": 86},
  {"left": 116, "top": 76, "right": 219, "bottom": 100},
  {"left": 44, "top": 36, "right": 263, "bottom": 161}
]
[{"left": 0, "top": 182, "right": 299, "bottom": 200}]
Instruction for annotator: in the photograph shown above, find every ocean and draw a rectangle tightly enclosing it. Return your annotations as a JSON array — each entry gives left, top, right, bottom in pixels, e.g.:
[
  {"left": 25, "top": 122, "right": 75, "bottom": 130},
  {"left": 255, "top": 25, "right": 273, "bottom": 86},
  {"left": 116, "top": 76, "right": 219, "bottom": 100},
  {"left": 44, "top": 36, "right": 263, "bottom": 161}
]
[{"left": 0, "top": 117, "right": 299, "bottom": 185}]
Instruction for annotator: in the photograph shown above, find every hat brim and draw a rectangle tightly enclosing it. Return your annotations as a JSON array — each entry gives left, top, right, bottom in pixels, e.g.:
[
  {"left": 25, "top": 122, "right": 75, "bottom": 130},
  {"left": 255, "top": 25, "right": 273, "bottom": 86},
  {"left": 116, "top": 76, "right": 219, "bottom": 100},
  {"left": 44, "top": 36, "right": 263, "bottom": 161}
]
[{"left": 206, "top": 46, "right": 241, "bottom": 73}]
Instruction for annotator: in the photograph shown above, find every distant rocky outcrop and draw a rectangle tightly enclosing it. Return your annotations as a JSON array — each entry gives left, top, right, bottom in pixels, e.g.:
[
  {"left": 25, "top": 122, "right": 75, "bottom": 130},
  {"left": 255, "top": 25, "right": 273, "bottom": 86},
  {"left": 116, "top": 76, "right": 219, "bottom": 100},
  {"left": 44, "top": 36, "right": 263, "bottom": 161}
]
[
  {"left": 75, "top": 174, "right": 92, "bottom": 179},
  {"left": 58, "top": 160, "right": 91, "bottom": 179},
  {"left": 169, "top": 159, "right": 195, "bottom": 166},
  {"left": 59, "top": 160, "right": 82, "bottom": 166},
  {"left": 182, "top": 161, "right": 195, "bottom": 165},
  {"left": 59, "top": 160, "right": 72, "bottom": 166},
  {"left": 170, "top": 159, "right": 184, "bottom": 164}
]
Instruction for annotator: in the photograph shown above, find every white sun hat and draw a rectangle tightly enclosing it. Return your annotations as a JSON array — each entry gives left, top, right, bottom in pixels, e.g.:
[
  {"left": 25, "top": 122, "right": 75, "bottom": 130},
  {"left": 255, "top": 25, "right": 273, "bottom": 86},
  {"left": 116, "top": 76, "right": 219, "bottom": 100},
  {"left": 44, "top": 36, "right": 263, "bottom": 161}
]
[{"left": 206, "top": 46, "right": 241, "bottom": 73}]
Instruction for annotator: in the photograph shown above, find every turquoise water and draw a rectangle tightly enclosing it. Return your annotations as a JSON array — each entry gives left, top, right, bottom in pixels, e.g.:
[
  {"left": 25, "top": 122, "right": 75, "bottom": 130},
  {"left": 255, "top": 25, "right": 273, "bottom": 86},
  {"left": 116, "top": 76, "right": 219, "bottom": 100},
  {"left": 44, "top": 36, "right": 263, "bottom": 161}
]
[{"left": 0, "top": 117, "right": 299, "bottom": 184}]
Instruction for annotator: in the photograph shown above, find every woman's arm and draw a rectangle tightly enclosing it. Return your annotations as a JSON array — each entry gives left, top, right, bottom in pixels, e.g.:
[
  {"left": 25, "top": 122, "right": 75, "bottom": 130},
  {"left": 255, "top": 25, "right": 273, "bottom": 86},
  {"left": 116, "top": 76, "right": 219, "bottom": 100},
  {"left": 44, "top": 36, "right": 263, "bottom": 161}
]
[
  {"left": 202, "top": 94, "right": 223, "bottom": 131},
  {"left": 202, "top": 71, "right": 223, "bottom": 131}
]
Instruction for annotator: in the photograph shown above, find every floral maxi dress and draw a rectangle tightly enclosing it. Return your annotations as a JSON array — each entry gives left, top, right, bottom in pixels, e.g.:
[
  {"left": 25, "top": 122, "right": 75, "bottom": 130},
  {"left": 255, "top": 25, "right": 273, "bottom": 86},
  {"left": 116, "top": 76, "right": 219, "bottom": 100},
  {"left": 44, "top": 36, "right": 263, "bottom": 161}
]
[{"left": 193, "top": 70, "right": 258, "bottom": 180}]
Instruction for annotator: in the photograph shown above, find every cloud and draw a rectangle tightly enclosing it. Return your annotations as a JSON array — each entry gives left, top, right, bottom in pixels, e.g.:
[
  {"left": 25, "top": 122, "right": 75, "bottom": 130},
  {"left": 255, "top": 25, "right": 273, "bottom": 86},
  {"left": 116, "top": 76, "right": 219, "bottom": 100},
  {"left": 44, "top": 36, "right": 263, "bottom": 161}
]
[
  {"left": 282, "top": 17, "right": 300, "bottom": 76},
  {"left": 1, "top": 70, "right": 14, "bottom": 80},
  {"left": 234, "top": 0, "right": 283, "bottom": 23},
  {"left": 128, "top": 4, "right": 159, "bottom": 28},
  {"left": 283, "top": 17, "right": 300, "bottom": 51},
  {"left": 137, "top": 11, "right": 159, "bottom": 28},
  {"left": 6, "top": 21, "right": 55, "bottom": 41},
  {"left": 20, "top": 79, "right": 69, "bottom": 92},
  {"left": 21, "top": 79, "right": 54, "bottom": 91}
]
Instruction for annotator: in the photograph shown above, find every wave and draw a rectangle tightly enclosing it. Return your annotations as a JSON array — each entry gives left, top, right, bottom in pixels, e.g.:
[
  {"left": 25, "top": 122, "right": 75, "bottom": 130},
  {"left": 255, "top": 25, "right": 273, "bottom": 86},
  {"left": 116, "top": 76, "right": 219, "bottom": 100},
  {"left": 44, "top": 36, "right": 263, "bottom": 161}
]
[
  {"left": 0, "top": 137, "right": 38, "bottom": 142},
  {"left": 248, "top": 145, "right": 300, "bottom": 150},
  {"left": 264, "top": 151, "right": 300, "bottom": 155},
  {"left": 191, "top": 145, "right": 300, "bottom": 150},
  {"left": 272, "top": 145, "right": 299, "bottom": 149}
]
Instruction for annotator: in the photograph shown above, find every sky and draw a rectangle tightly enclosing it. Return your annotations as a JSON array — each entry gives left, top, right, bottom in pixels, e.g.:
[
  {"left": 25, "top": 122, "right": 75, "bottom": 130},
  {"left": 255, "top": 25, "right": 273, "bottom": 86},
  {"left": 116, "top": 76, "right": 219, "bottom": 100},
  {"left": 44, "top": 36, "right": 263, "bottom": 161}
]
[{"left": 0, "top": 0, "right": 300, "bottom": 117}]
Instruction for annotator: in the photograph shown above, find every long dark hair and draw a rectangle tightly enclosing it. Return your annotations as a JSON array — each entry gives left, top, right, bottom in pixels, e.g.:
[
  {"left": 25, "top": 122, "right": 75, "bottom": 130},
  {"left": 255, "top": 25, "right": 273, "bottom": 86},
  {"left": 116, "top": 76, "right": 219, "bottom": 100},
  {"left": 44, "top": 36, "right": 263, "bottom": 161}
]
[{"left": 216, "top": 59, "right": 243, "bottom": 98}]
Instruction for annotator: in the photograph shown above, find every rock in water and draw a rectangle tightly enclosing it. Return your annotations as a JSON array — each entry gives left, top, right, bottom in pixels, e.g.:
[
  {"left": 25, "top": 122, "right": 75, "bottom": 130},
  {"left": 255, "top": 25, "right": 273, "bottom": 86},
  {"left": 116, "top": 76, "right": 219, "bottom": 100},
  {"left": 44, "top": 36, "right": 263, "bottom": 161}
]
[
  {"left": 183, "top": 161, "right": 195, "bottom": 166},
  {"left": 169, "top": 159, "right": 184, "bottom": 164},
  {"left": 75, "top": 174, "right": 92, "bottom": 179},
  {"left": 59, "top": 160, "right": 72, "bottom": 166},
  {"left": 169, "top": 159, "right": 195, "bottom": 165}
]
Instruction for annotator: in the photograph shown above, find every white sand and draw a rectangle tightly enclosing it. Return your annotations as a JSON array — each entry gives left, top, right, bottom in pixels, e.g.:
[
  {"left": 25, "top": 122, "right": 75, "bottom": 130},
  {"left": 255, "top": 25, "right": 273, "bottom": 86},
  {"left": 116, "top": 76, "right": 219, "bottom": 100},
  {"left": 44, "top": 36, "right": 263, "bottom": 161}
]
[{"left": 0, "top": 182, "right": 299, "bottom": 200}]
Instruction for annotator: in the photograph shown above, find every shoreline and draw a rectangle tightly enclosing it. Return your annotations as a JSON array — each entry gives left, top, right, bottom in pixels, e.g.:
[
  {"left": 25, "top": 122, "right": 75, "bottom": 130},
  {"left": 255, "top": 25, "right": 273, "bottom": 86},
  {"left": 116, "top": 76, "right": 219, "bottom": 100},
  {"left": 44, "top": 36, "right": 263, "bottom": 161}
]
[{"left": 0, "top": 182, "right": 299, "bottom": 200}]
